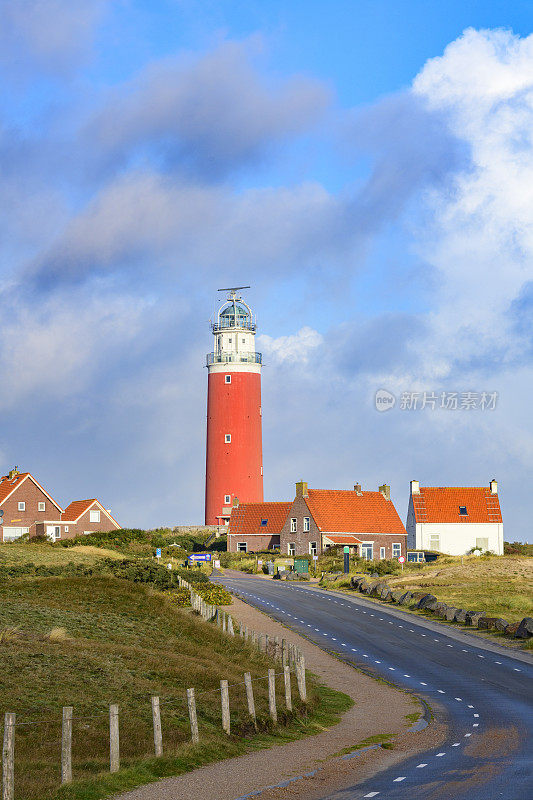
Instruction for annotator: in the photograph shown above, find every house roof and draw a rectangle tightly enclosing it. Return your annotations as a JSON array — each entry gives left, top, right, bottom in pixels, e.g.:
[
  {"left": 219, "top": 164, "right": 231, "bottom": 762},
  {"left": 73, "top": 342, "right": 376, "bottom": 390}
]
[
  {"left": 228, "top": 501, "right": 291, "bottom": 536},
  {"left": 61, "top": 499, "right": 120, "bottom": 528},
  {"left": 305, "top": 489, "right": 406, "bottom": 535},
  {"left": 411, "top": 487, "right": 502, "bottom": 524},
  {"left": 0, "top": 472, "right": 63, "bottom": 511},
  {"left": 323, "top": 534, "right": 363, "bottom": 545}
]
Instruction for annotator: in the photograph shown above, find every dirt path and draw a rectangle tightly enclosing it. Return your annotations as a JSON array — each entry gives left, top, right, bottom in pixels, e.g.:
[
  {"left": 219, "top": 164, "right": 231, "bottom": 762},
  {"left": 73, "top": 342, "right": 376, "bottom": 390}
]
[{"left": 115, "top": 588, "right": 446, "bottom": 800}]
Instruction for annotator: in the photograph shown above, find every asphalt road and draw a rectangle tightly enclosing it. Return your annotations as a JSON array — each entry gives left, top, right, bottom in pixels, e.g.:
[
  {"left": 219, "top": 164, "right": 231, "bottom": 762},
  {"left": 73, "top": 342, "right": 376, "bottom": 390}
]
[{"left": 213, "top": 571, "right": 533, "bottom": 800}]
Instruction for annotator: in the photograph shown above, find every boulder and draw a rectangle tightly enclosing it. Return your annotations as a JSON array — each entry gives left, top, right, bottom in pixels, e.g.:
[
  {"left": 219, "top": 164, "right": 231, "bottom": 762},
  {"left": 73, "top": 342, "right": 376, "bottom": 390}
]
[
  {"left": 370, "top": 582, "right": 386, "bottom": 597},
  {"left": 380, "top": 586, "right": 392, "bottom": 601},
  {"left": 465, "top": 611, "right": 486, "bottom": 627},
  {"left": 398, "top": 591, "right": 413, "bottom": 605},
  {"left": 390, "top": 590, "right": 404, "bottom": 603},
  {"left": 371, "top": 572, "right": 379, "bottom": 578},
  {"left": 445, "top": 607, "right": 459, "bottom": 622},
  {"left": 350, "top": 576, "right": 364, "bottom": 589},
  {"left": 454, "top": 609, "right": 468, "bottom": 623},
  {"left": 504, "top": 622, "right": 520, "bottom": 637},
  {"left": 417, "top": 593, "right": 438, "bottom": 610},
  {"left": 434, "top": 602, "right": 448, "bottom": 618},
  {"left": 494, "top": 618, "right": 509, "bottom": 633},
  {"left": 515, "top": 617, "right": 533, "bottom": 639},
  {"left": 477, "top": 617, "right": 499, "bottom": 630},
  {"left": 365, "top": 581, "right": 380, "bottom": 595}
]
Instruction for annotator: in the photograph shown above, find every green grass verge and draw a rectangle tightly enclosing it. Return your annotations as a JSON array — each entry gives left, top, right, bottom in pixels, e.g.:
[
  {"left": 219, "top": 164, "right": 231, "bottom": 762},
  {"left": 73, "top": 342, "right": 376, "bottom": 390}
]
[{"left": 0, "top": 575, "right": 352, "bottom": 800}]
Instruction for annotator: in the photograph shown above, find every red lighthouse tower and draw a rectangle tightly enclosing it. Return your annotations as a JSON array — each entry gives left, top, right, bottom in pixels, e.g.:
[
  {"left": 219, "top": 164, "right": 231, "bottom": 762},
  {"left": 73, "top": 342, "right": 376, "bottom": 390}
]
[{"left": 205, "top": 287, "right": 264, "bottom": 525}]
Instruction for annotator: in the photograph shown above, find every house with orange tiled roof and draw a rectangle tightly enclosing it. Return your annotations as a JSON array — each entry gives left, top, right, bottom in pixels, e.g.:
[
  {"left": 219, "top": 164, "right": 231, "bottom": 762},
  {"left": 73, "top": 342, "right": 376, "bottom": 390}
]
[
  {"left": 0, "top": 467, "right": 120, "bottom": 543},
  {"left": 279, "top": 481, "right": 407, "bottom": 560},
  {"left": 406, "top": 479, "right": 503, "bottom": 556},
  {"left": 227, "top": 500, "right": 291, "bottom": 553}
]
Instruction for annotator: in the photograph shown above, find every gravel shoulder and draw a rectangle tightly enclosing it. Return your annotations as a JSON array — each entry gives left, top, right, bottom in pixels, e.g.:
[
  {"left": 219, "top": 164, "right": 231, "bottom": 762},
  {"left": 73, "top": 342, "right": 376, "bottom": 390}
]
[{"left": 114, "top": 578, "right": 446, "bottom": 800}]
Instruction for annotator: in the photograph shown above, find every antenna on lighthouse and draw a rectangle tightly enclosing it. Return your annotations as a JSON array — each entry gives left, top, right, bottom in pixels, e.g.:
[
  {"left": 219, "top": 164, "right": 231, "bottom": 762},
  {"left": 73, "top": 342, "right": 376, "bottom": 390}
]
[{"left": 218, "top": 285, "right": 250, "bottom": 300}]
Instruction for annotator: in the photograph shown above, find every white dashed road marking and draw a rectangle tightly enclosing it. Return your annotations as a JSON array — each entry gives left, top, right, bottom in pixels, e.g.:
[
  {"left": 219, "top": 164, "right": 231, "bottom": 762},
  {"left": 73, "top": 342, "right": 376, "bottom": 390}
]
[
  {"left": 393, "top": 777, "right": 406, "bottom": 782},
  {"left": 364, "top": 793, "right": 380, "bottom": 798},
  {"left": 416, "top": 763, "right": 427, "bottom": 768},
  {"left": 436, "top": 752, "right": 446, "bottom": 757}
]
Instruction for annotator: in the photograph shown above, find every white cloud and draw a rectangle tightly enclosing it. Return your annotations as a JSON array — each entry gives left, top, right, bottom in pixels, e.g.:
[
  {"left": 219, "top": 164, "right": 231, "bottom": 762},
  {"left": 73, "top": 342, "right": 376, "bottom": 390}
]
[{"left": 259, "top": 326, "right": 324, "bottom": 364}]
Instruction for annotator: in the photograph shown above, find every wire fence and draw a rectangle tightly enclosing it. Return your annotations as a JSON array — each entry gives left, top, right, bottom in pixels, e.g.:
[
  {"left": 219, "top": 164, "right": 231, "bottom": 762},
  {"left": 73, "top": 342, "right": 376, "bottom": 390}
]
[{"left": 1, "top": 578, "right": 308, "bottom": 799}]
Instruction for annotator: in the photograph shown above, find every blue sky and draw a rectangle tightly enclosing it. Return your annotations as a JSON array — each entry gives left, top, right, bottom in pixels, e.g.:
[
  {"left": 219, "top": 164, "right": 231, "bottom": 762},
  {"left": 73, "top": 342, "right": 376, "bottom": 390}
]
[{"left": 1, "top": 1, "right": 532, "bottom": 540}]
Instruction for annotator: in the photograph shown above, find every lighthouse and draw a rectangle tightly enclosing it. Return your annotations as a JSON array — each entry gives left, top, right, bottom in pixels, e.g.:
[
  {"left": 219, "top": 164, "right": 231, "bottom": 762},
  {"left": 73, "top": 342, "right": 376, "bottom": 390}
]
[{"left": 205, "top": 287, "right": 264, "bottom": 525}]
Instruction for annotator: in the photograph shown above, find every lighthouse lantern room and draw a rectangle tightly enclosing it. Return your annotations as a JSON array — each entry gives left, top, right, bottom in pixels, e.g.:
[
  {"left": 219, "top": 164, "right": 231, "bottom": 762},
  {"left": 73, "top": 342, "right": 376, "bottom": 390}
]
[{"left": 205, "top": 287, "right": 264, "bottom": 525}]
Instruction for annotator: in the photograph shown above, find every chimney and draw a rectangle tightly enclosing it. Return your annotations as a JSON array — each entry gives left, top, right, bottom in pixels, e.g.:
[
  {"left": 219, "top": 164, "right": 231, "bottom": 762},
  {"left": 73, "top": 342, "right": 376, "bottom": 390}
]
[
  {"left": 295, "top": 481, "right": 308, "bottom": 498},
  {"left": 353, "top": 483, "right": 363, "bottom": 496},
  {"left": 489, "top": 479, "right": 498, "bottom": 495},
  {"left": 232, "top": 497, "right": 240, "bottom": 508},
  {"left": 410, "top": 479, "right": 420, "bottom": 495},
  {"left": 379, "top": 484, "right": 390, "bottom": 500}
]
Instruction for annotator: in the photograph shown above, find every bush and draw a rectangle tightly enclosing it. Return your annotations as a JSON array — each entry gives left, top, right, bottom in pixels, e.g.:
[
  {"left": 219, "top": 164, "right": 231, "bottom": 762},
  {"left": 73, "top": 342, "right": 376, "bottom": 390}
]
[
  {"left": 163, "top": 588, "right": 191, "bottom": 607},
  {"left": 196, "top": 585, "right": 232, "bottom": 605}
]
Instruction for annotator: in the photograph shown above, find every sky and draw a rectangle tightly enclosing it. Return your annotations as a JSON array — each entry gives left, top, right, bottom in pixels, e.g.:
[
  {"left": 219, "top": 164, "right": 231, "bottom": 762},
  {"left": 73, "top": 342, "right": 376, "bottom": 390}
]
[{"left": 1, "top": 0, "right": 533, "bottom": 541}]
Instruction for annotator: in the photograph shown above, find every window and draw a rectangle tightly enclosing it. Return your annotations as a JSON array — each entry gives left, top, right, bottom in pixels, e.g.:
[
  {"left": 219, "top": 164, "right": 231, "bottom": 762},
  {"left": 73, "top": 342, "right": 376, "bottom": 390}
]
[
  {"left": 361, "top": 544, "right": 373, "bottom": 560},
  {"left": 18, "top": 501, "right": 25, "bottom": 511},
  {"left": 242, "top": 338, "right": 245, "bottom": 343},
  {"left": 224, "top": 494, "right": 231, "bottom": 504},
  {"left": 290, "top": 518, "right": 297, "bottom": 533},
  {"left": 225, "top": 433, "right": 231, "bottom": 443},
  {"left": 55, "top": 528, "right": 61, "bottom": 539},
  {"left": 228, "top": 338, "right": 232, "bottom": 343},
  {"left": 380, "top": 546, "right": 386, "bottom": 560},
  {"left": 261, "top": 518, "right": 268, "bottom": 526},
  {"left": 89, "top": 510, "right": 100, "bottom": 523},
  {"left": 459, "top": 506, "right": 468, "bottom": 516},
  {"left": 237, "top": 542, "right": 247, "bottom": 552},
  {"left": 392, "top": 543, "right": 401, "bottom": 558},
  {"left": 288, "top": 543, "right": 295, "bottom": 556},
  {"left": 476, "top": 537, "right": 489, "bottom": 551},
  {"left": 225, "top": 374, "right": 231, "bottom": 384},
  {"left": 38, "top": 502, "right": 45, "bottom": 512},
  {"left": 64, "top": 526, "right": 69, "bottom": 533},
  {"left": 428, "top": 534, "right": 440, "bottom": 551},
  {"left": 303, "top": 517, "right": 310, "bottom": 532},
  {"left": 309, "top": 541, "right": 317, "bottom": 556}
]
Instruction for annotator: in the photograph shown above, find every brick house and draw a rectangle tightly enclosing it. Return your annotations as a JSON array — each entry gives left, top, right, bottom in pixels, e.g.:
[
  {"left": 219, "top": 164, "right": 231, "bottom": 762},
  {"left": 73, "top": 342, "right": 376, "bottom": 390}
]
[
  {"left": 0, "top": 468, "right": 120, "bottom": 542},
  {"left": 406, "top": 479, "right": 503, "bottom": 556},
  {"left": 227, "top": 501, "right": 291, "bottom": 553},
  {"left": 279, "top": 481, "right": 407, "bottom": 560}
]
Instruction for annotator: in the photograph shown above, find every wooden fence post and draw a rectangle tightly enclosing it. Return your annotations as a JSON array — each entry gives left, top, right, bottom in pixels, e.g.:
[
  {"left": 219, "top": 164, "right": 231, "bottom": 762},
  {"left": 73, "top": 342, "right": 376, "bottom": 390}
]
[
  {"left": 187, "top": 688, "right": 199, "bottom": 744},
  {"left": 222, "top": 613, "right": 227, "bottom": 633},
  {"left": 220, "top": 680, "right": 230, "bottom": 734},
  {"left": 151, "top": 696, "right": 163, "bottom": 757},
  {"left": 244, "top": 673, "right": 257, "bottom": 727},
  {"left": 217, "top": 609, "right": 222, "bottom": 627},
  {"left": 239, "top": 621, "right": 244, "bottom": 637},
  {"left": 296, "top": 657, "right": 307, "bottom": 702},
  {"left": 61, "top": 706, "right": 73, "bottom": 784},
  {"left": 274, "top": 636, "right": 281, "bottom": 661},
  {"left": 109, "top": 704, "right": 120, "bottom": 773},
  {"left": 2, "top": 712, "right": 15, "bottom": 800},
  {"left": 283, "top": 666, "right": 292, "bottom": 711},
  {"left": 268, "top": 669, "right": 277, "bottom": 724},
  {"left": 227, "top": 616, "right": 234, "bottom": 636},
  {"left": 281, "top": 639, "right": 287, "bottom": 665},
  {"left": 244, "top": 625, "right": 249, "bottom": 641},
  {"left": 264, "top": 634, "right": 269, "bottom": 655},
  {"left": 251, "top": 630, "right": 257, "bottom": 647}
]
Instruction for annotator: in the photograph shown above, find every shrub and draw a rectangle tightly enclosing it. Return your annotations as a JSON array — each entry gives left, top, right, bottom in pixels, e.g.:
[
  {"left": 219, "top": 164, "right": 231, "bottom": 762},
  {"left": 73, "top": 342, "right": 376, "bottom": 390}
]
[
  {"left": 195, "top": 585, "right": 232, "bottom": 605},
  {"left": 163, "top": 588, "right": 191, "bottom": 607}
]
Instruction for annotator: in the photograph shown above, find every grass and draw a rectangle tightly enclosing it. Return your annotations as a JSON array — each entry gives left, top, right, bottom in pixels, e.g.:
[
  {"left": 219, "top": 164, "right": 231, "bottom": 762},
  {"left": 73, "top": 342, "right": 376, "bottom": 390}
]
[
  {"left": 0, "top": 543, "right": 124, "bottom": 567},
  {"left": 383, "top": 554, "right": 533, "bottom": 623},
  {"left": 0, "top": 575, "right": 352, "bottom": 800}
]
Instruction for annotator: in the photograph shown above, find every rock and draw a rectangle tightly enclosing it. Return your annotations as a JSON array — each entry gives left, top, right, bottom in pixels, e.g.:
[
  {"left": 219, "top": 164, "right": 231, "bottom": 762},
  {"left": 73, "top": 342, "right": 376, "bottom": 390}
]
[
  {"left": 445, "top": 607, "right": 458, "bottom": 621},
  {"left": 477, "top": 617, "right": 499, "bottom": 630},
  {"left": 350, "top": 576, "right": 364, "bottom": 589},
  {"left": 365, "top": 581, "right": 380, "bottom": 595},
  {"left": 380, "top": 586, "right": 392, "bottom": 601},
  {"left": 454, "top": 609, "right": 468, "bottom": 623},
  {"left": 494, "top": 618, "right": 509, "bottom": 633},
  {"left": 465, "top": 611, "right": 486, "bottom": 627},
  {"left": 370, "top": 582, "right": 385, "bottom": 597},
  {"left": 371, "top": 572, "right": 379, "bottom": 578},
  {"left": 434, "top": 602, "right": 448, "bottom": 618},
  {"left": 398, "top": 591, "right": 413, "bottom": 605},
  {"left": 390, "top": 590, "right": 404, "bottom": 603},
  {"left": 417, "top": 593, "right": 438, "bottom": 610},
  {"left": 358, "top": 579, "right": 369, "bottom": 593},
  {"left": 505, "top": 622, "right": 520, "bottom": 637},
  {"left": 515, "top": 617, "right": 533, "bottom": 639}
]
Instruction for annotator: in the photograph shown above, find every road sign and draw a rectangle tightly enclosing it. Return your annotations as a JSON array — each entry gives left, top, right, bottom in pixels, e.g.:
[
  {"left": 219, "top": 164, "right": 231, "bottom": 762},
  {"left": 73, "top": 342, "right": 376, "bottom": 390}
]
[
  {"left": 313, "top": 555, "right": 318, "bottom": 561},
  {"left": 343, "top": 546, "right": 350, "bottom": 553},
  {"left": 156, "top": 548, "right": 162, "bottom": 558},
  {"left": 213, "top": 559, "right": 221, "bottom": 569},
  {"left": 188, "top": 553, "right": 211, "bottom": 562},
  {"left": 398, "top": 556, "right": 405, "bottom": 563}
]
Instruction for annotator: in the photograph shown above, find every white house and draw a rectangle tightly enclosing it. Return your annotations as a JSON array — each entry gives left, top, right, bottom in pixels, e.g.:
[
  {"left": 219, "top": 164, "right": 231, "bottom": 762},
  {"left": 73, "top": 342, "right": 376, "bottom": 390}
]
[{"left": 406, "top": 479, "right": 503, "bottom": 556}]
